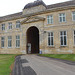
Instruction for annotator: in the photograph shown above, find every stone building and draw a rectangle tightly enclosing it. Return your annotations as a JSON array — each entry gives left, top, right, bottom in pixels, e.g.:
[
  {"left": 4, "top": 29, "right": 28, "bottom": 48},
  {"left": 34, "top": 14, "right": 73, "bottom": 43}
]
[{"left": 0, "top": 0, "right": 75, "bottom": 54}]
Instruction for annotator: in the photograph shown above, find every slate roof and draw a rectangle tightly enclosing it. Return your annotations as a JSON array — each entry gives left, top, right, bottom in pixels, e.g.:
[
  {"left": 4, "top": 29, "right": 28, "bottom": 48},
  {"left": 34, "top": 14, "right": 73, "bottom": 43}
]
[
  {"left": 0, "top": 0, "right": 75, "bottom": 22},
  {"left": 24, "top": 0, "right": 46, "bottom": 9},
  {"left": 0, "top": 12, "right": 22, "bottom": 22},
  {"left": 47, "top": 0, "right": 75, "bottom": 9}
]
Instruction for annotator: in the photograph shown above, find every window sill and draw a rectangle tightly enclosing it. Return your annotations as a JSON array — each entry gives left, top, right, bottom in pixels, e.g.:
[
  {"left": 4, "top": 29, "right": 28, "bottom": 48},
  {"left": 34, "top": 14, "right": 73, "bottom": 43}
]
[
  {"left": 1, "top": 47, "right": 4, "bottom": 48},
  {"left": 47, "top": 45, "right": 55, "bottom": 48},
  {"left": 8, "top": 47, "right": 12, "bottom": 48},
  {"left": 47, "top": 24, "right": 53, "bottom": 25},
  {"left": 60, "top": 45, "right": 67, "bottom": 48},
  {"left": 16, "top": 47, "right": 20, "bottom": 48}
]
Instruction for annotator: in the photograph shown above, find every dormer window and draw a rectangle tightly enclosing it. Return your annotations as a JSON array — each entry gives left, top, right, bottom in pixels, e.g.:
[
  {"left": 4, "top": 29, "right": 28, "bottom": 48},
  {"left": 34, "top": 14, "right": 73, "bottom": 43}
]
[{"left": 16, "top": 21, "right": 20, "bottom": 28}]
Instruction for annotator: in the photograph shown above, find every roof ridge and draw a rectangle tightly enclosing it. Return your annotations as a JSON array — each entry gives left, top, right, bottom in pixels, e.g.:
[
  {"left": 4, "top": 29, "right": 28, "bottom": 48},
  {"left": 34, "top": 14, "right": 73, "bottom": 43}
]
[{"left": 0, "top": 12, "right": 22, "bottom": 18}]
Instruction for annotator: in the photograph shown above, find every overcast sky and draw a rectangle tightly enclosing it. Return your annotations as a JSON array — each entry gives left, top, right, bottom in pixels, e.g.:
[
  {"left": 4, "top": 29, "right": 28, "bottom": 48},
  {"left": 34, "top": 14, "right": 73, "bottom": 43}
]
[{"left": 0, "top": 0, "right": 71, "bottom": 17}]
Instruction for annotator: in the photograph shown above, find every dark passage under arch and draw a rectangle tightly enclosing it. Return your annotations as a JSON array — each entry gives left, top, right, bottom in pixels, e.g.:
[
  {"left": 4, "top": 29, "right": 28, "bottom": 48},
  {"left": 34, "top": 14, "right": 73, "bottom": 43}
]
[{"left": 26, "top": 26, "right": 39, "bottom": 54}]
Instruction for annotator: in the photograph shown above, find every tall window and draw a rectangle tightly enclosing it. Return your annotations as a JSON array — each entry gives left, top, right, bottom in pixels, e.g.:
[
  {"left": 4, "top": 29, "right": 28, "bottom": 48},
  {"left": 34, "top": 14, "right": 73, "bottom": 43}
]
[
  {"left": 1, "top": 37, "right": 5, "bottom": 48},
  {"left": 8, "top": 36, "right": 12, "bottom": 48},
  {"left": 16, "top": 21, "right": 20, "bottom": 28},
  {"left": 47, "top": 15, "right": 53, "bottom": 24},
  {"left": 8, "top": 22, "right": 12, "bottom": 29},
  {"left": 2, "top": 24, "right": 5, "bottom": 30},
  {"left": 60, "top": 31, "right": 67, "bottom": 46},
  {"left": 74, "top": 31, "right": 75, "bottom": 45},
  {"left": 59, "top": 13, "right": 66, "bottom": 22},
  {"left": 48, "top": 32, "right": 54, "bottom": 46},
  {"left": 72, "top": 11, "right": 75, "bottom": 21},
  {"left": 16, "top": 35, "right": 20, "bottom": 48}
]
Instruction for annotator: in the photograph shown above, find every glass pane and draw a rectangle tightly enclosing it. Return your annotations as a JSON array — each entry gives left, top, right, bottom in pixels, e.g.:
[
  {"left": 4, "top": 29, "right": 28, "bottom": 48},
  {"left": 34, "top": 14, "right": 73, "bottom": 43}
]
[
  {"left": 73, "top": 11, "right": 75, "bottom": 15},
  {"left": 48, "top": 37, "right": 50, "bottom": 45},
  {"left": 64, "top": 31, "right": 66, "bottom": 35},
  {"left": 74, "top": 31, "right": 75, "bottom": 35},
  {"left": 73, "top": 15, "right": 75, "bottom": 21},
  {"left": 63, "top": 17, "right": 65, "bottom": 22},
  {"left": 48, "top": 33, "right": 50, "bottom": 36},
  {"left": 1, "top": 41, "right": 4, "bottom": 47},
  {"left": 51, "top": 37, "right": 53, "bottom": 45},
  {"left": 51, "top": 32, "right": 53, "bottom": 36},
  {"left": 60, "top": 32, "right": 63, "bottom": 35},
  {"left": 64, "top": 36, "right": 67, "bottom": 45},
  {"left": 60, "top": 17, "right": 62, "bottom": 22},
  {"left": 61, "top": 37, "right": 63, "bottom": 45}
]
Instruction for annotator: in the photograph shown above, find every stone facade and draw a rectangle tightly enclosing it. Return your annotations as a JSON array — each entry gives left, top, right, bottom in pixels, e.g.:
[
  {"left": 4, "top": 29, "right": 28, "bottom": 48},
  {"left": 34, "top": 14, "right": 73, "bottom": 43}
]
[{"left": 0, "top": 0, "right": 75, "bottom": 54}]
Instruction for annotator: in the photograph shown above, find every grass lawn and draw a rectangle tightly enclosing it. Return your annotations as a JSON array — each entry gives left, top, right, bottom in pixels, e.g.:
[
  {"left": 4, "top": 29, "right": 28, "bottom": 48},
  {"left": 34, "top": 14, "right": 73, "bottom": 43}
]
[
  {"left": 0, "top": 54, "right": 17, "bottom": 75},
  {"left": 39, "top": 54, "right": 75, "bottom": 61}
]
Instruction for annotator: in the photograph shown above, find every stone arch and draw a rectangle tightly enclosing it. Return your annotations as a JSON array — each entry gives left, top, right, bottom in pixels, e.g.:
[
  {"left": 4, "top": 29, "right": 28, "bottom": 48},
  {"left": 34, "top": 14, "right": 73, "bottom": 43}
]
[{"left": 26, "top": 26, "right": 39, "bottom": 54}]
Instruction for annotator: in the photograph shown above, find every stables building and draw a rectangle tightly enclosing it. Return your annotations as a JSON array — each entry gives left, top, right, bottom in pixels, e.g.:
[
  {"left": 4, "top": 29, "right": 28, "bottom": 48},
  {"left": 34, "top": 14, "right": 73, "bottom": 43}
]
[{"left": 0, "top": 0, "right": 75, "bottom": 54}]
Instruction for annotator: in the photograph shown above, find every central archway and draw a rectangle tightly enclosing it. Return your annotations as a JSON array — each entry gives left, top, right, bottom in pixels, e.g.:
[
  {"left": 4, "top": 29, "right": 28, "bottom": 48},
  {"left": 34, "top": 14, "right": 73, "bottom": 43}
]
[{"left": 26, "top": 26, "right": 39, "bottom": 54}]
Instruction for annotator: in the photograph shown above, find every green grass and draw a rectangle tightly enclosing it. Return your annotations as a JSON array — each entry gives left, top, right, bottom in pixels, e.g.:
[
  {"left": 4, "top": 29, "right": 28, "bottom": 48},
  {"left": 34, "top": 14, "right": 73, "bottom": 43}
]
[
  {"left": 0, "top": 54, "right": 17, "bottom": 75},
  {"left": 39, "top": 54, "right": 75, "bottom": 61}
]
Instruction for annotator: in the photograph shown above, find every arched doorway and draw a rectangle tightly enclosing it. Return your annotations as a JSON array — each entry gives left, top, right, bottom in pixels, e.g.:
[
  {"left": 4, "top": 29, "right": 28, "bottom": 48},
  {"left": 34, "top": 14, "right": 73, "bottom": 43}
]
[{"left": 26, "top": 26, "right": 39, "bottom": 54}]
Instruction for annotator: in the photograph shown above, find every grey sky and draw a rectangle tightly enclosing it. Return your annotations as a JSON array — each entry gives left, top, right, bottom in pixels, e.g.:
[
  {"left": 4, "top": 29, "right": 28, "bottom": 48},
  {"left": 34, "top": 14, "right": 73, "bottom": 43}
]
[{"left": 0, "top": 0, "right": 71, "bottom": 17}]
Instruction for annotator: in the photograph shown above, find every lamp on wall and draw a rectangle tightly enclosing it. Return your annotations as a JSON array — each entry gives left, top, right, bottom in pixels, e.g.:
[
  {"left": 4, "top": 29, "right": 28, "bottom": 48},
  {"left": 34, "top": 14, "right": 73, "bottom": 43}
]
[{"left": 44, "top": 31, "right": 46, "bottom": 33}]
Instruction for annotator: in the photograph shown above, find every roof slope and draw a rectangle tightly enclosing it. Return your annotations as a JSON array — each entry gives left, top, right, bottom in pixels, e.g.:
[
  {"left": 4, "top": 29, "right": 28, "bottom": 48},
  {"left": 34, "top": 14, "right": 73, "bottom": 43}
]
[
  {"left": 24, "top": 0, "right": 46, "bottom": 9},
  {"left": 0, "top": 0, "right": 75, "bottom": 22},
  {"left": 47, "top": 1, "right": 75, "bottom": 9},
  {"left": 0, "top": 12, "right": 22, "bottom": 21}
]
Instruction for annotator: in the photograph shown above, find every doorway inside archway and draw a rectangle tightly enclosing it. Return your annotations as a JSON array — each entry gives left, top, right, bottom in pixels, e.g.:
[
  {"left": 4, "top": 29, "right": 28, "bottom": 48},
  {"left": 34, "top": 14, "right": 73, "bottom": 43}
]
[{"left": 26, "top": 26, "right": 39, "bottom": 54}]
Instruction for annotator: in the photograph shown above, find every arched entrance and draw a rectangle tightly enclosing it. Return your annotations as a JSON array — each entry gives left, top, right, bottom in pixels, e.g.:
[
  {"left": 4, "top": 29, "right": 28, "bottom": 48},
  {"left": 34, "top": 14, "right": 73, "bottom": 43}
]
[{"left": 26, "top": 26, "right": 39, "bottom": 54}]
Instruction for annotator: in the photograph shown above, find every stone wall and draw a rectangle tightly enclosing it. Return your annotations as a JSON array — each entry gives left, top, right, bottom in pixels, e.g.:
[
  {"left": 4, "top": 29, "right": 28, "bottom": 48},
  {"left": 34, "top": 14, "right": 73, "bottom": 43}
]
[{"left": 0, "top": 7, "right": 75, "bottom": 54}]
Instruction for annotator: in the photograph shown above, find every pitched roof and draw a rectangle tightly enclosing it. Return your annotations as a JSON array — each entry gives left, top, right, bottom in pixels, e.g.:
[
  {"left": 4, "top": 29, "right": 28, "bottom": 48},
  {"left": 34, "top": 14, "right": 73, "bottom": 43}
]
[
  {"left": 0, "top": 12, "right": 22, "bottom": 22},
  {"left": 47, "top": 0, "right": 75, "bottom": 9},
  {"left": 0, "top": 0, "right": 75, "bottom": 22}
]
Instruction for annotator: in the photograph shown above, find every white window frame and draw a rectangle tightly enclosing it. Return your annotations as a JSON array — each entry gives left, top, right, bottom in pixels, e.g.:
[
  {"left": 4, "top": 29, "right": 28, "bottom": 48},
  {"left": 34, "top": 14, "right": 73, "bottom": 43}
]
[
  {"left": 48, "top": 32, "right": 54, "bottom": 46},
  {"left": 72, "top": 11, "right": 75, "bottom": 21},
  {"left": 8, "top": 36, "right": 12, "bottom": 48},
  {"left": 16, "top": 35, "right": 20, "bottom": 48},
  {"left": 8, "top": 22, "right": 12, "bottom": 29},
  {"left": 60, "top": 31, "right": 67, "bottom": 46},
  {"left": 2, "top": 24, "right": 5, "bottom": 31},
  {"left": 1, "top": 37, "right": 5, "bottom": 48},
  {"left": 16, "top": 21, "right": 20, "bottom": 28},
  {"left": 47, "top": 15, "right": 53, "bottom": 24},
  {"left": 59, "top": 13, "right": 66, "bottom": 22}
]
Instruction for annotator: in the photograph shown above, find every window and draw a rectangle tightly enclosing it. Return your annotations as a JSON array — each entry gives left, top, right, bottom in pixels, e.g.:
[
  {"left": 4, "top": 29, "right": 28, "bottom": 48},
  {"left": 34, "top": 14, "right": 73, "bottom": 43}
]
[
  {"left": 60, "top": 31, "right": 67, "bottom": 46},
  {"left": 47, "top": 15, "right": 53, "bottom": 24},
  {"left": 72, "top": 11, "right": 75, "bottom": 21},
  {"left": 48, "top": 32, "right": 54, "bottom": 46},
  {"left": 8, "top": 36, "right": 12, "bottom": 48},
  {"left": 1, "top": 37, "right": 5, "bottom": 48},
  {"left": 8, "top": 23, "right": 12, "bottom": 29},
  {"left": 59, "top": 13, "right": 66, "bottom": 22},
  {"left": 16, "top": 21, "right": 20, "bottom": 28},
  {"left": 2, "top": 24, "right": 5, "bottom": 30},
  {"left": 16, "top": 35, "right": 20, "bottom": 48},
  {"left": 74, "top": 30, "right": 75, "bottom": 45}
]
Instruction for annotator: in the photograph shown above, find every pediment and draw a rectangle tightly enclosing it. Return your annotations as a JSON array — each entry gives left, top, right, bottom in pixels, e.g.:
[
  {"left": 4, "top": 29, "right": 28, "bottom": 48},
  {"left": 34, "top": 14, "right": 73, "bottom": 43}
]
[{"left": 21, "top": 16, "right": 45, "bottom": 24}]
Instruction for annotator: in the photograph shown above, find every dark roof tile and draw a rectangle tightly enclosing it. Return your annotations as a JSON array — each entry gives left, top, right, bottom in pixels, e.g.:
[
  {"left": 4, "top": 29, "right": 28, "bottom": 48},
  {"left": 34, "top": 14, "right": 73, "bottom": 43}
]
[
  {"left": 47, "top": 1, "right": 75, "bottom": 9},
  {"left": 24, "top": 1, "right": 46, "bottom": 9}
]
